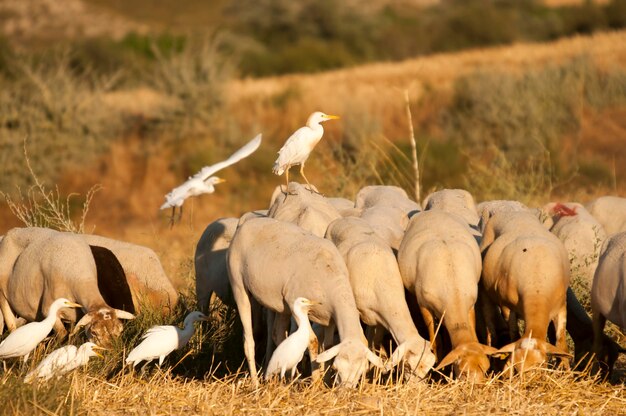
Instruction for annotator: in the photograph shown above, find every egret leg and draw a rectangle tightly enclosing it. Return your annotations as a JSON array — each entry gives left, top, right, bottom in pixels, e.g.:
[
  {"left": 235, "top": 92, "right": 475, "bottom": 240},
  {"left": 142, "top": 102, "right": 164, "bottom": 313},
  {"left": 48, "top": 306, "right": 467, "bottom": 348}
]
[
  {"left": 169, "top": 207, "right": 176, "bottom": 229},
  {"left": 282, "top": 167, "right": 297, "bottom": 197},
  {"left": 299, "top": 163, "right": 320, "bottom": 195},
  {"left": 177, "top": 205, "right": 184, "bottom": 223}
]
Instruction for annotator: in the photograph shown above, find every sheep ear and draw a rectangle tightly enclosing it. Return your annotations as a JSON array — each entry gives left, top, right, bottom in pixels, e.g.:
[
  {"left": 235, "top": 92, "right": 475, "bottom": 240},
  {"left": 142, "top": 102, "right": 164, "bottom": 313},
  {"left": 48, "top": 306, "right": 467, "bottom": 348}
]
[
  {"left": 542, "top": 341, "right": 572, "bottom": 357},
  {"left": 365, "top": 347, "right": 386, "bottom": 370},
  {"left": 71, "top": 313, "right": 93, "bottom": 335},
  {"left": 490, "top": 342, "right": 516, "bottom": 359},
  {"left": 435, "top": 347, "right": 463, "bottom": 371},
  {"left": 315, "top": 344, "right": 341, "bottom": 363},
  {"left": 390, "top": 342, "right": 408, "bottom": 368},
  {"left": 115, "top": 310, "right": 135, "bottom": 320}
]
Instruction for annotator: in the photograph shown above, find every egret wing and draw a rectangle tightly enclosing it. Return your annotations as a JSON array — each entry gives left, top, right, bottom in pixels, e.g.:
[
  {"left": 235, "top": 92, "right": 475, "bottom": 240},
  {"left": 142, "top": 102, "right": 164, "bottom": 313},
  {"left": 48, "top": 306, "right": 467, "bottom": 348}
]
[{"left": 194, "top": 134, "right": 262, "bottom": 181}]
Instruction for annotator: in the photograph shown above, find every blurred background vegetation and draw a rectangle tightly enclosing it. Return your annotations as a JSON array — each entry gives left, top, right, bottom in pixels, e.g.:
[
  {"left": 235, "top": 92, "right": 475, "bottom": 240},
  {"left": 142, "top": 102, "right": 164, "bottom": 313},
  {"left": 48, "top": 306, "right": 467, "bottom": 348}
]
[{"left": 0, "top": 0, "right": 624, "bottom": 245}]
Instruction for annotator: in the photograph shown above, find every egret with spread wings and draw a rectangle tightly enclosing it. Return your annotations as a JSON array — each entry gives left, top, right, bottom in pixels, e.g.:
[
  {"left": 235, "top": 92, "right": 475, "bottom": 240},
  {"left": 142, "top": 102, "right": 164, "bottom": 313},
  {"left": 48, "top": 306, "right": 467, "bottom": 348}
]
[
  {"left": 160, "top": 134, "right": 262, "bottom": 223},
  {"left": 272, "top": 112, "right": 339, "bottom": 193}
]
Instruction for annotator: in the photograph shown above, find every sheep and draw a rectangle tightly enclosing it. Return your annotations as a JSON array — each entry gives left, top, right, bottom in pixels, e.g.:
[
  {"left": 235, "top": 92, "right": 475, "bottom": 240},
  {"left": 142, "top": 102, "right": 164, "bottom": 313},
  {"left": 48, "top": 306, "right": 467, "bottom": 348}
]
[
  {"left": 355, "top": 185, "right": 420, "bottom": 215},
  {"left": 591, "top": 231, "right": 626, "bottom": 376},
  {"left": 480, "top": 210, "right": 571, "bottom": 372},
  {"left": 542, "top": 202, "right": 607, "bottom": 289},
  {"left": 326, "top": 197, "right": 355, "bottom": 213},
  {"left": 359, "top": 205, "right": 410, "bottom": 251},
  {"left": 325, "top": 217, "right": 435, "bottom": 381},
  {"left": 422, "top": 189, "right": 480, "bottom": 230},
  {"left": 476, "top": 200, "right": 530, "bottom": 233},
  {"left": 3, "top": 230, "right": 134, "bottom": 346},
  {"left": 268, "top": 182, "right": 341, "bottom": 238},
  {"left": 227, "top": 216, "right": 385, "bottom": 387},
  {"left": 398, "top": 210, "right": 496, "bottom": 381},
  {"left": 566, "top": 287, "right": 624, "bottom": 375},
  {"left": 194, "top": 217, "right": 239, "bottom": 313},
  {"left": 585, "top": 196, "right": 626, "bottom": 236},
  {"left": 79, "top": 234, "right": 179, "bottom": 314}
]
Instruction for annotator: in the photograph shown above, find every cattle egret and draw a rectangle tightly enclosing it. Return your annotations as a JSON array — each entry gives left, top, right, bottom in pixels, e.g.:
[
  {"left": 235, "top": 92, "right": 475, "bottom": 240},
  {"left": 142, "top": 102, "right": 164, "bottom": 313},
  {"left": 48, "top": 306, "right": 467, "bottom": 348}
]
[
  {"left": 272, "top": 112, "right": 339, "bottom": 193},
  {"left": 0, "top": 298, "right": 81, "bottom": 363},
  {"left": 265, "top": 297, "right": 318, "bottom": 380},
  {"left": 24, "top": 342, "right": 105, "bottom": 383},
  {"left": 160, "top": 133, "right": 262, "bottom": 223},
  {"left": 126, "top": 311, "right": 208, "bottom": 370}
]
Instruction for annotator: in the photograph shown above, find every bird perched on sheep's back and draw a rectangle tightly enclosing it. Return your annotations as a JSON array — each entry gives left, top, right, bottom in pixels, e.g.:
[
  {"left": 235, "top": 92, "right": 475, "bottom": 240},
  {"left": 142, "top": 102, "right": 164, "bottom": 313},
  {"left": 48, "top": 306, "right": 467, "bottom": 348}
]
[
  {"left": 273, "top": 111, "right": 339, "bottom": 193},
  {"left": 24, "top": 342, "right": 105, "bottom": 383},
  {"left": 160, "top": 134, "right": 262, "bottom": 225},
  {"left": 265, "top": 297, "right": 318, "bottom": 380},
  {"left": 0, "top": 298, "right": 81, "bottom": 363},
  {"left": 125, "top": 311, "right": 208, "bottom": 370}
]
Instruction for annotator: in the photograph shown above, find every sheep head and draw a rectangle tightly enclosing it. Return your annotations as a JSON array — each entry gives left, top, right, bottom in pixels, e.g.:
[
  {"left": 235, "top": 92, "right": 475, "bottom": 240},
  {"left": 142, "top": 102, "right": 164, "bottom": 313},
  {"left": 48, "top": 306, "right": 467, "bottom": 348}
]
[
  {"left": 315, "top": 339, "right": 385, "bottom": 387},
  {"left": 389, "top": 339, "right": 436, "bottom": 381},
  {"left": 72, "top": 307, "right": 135, "bottom": 347},
  {"left": 492, "top": 337, "right": 571, "bottom": 374},
  {"left": 435, "top": 342, "right": 496, "bottom": 382}
]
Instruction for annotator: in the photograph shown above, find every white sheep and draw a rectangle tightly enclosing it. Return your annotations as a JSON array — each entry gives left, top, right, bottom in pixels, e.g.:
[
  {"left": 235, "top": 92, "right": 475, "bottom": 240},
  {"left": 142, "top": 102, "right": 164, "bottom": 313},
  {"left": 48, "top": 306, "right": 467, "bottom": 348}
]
[
  {"left": 398, "top": 210, "right": 495, "bottom": 381},
  {"left": 227, "top": 216, "right": 385, "bottom": 388},
  {"left": 480, "top": 211, "right": 571, "bottom": 372},
  {"left": 267, "top": 182, "right": 342, "bottom": 237},
  {"left": 325, "top": 217, "right": 435, "bottom": 381},
  {"left": 585, "top": 196, "right": 626, "bottom": 236},
  {"left": 194, "top": 217, "right": 239, "bottom": 313},
  {"left": 359, "top": 205, "right": 410, "bottom": 251},
  {"left": 476, "top": 200, "right": 530, "bottom": 233},
  {"left": 542, "top": 202, "right": 607, "bottom": 289},
  {"left": 591, "top": 231, "right": 626, "bottom": 375},
  {"left": 355, "top": 185, "right": 420, "bottom": 215},
  {"left": 422, "top": 189, "right": 480, "bottom": 228}
]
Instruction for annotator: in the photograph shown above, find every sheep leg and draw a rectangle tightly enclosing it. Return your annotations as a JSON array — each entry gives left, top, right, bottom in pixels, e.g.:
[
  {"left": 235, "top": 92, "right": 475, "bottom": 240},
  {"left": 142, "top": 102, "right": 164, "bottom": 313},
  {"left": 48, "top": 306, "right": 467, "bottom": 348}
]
[
  {"left": 272, "top": 312, "right": 291, "bottom": 346},
  {"left": 553, "top": 305, "right": 569, "bottom": 369},
  {"left": 592, "top": 311, "right": 608, "bottom": 374},
  {"left": 501, "top": 306, "right": 519, "bottom": 341},
  {"left": 420, "top": 306, "right": 438, "bottom": 360},
  {"left": 0, "top": 292, "right": 17, "bottom": 332},
  {"left": 231, "top": 283, "right": 259, "bottom": 388},
  {"left": 264, "top": 310, "right": 276, "bottom": 370},
  {"left": 308, "top": 329, "right": 320, "bottom": 381}
]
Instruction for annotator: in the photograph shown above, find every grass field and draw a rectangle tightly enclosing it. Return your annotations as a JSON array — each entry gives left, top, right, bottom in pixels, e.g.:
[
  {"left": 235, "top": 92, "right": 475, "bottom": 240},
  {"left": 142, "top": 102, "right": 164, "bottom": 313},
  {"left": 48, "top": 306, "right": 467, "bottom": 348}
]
[{"left": 1, "top": 19, "right": 626, "bottom": 415}]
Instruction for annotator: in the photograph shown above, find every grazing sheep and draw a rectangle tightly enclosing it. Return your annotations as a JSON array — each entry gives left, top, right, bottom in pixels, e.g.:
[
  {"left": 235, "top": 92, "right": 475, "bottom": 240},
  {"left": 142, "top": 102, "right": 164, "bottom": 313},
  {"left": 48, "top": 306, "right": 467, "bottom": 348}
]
[
  {"left": 480, "top": 211, "right": 571, "bottom": 372},
  {"left": 591, "top": 232, "right": 626, "bottom": 375},
  {"left": 2, "top": 230, "right": 135, "bottom": 346},
  {"left": 359, "top": 205, "right": 410, "bottom": 251},
  {"left": 423, "top": 189, "right": 480, "bottom": 230},
  {"left": 398, "top": 210, "right": 495, "bottom": 381},
  {"left": 326, "top": 197, "right": 355, "bottom": 213},
  {"left": 268, "top": 182, "right": 341, "bottom": 237},
  {"left": 326, "top": 217, "right": 435, "bottom": 381},
  {"left": 79, "top": 234, "right": 178, "bottom": 314},
  {"left": 566, "top": 288, "right": 624, "bottom": 375},
  {"left": 194, "top": 217, "right": 239, "bottom": 313},
  {"left": 542, "top": 202, "right": 607, "bottom": 289},
  {"left": 355, "top": 185, "right": 420, "bottom": 215},
  {"left": 585, "top": 196, "right": 626, "bottom": 236},
  {"left": 476, "top": 200, "right": 530, "bottom": 233},
  {"left": 227, "top": 216, "right": 385, "bottom": 388}
]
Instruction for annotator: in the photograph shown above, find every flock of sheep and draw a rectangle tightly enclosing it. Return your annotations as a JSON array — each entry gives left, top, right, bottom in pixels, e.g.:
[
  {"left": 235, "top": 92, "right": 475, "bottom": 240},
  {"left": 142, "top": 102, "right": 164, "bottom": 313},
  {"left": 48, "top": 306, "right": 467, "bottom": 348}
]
[
  {"left": 196, "top": 183, "right": 626, "bottom": 387},
  {"left": 0, "top": 108, "right": 624, "bottom": 387}
]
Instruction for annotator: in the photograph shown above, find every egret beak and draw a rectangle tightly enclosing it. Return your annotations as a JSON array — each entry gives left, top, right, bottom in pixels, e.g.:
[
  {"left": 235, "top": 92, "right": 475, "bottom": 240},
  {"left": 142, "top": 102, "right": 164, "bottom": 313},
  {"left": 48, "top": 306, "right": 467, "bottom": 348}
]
[
  {"left": 215, "top": 178, "right": 227, "bottom": 184},
  {"left": 324, "top": 114, "right": 340, "bottom": 120},
  {"left": 66, "top": 302, "right": 82, "bottom": 308},
  {"left": 92, "top": 345, "right": 107, "bottom": 358},
  {"left": 304, "top": 300, "right": 321, "bottom": 306}
]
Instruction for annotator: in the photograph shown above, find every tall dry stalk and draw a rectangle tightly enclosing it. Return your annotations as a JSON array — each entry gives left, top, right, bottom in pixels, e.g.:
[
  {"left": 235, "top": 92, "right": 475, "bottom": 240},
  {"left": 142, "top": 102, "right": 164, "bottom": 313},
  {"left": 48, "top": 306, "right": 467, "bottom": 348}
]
[{"left": 404, "top": 89, "right": 420, "bottom": 202}]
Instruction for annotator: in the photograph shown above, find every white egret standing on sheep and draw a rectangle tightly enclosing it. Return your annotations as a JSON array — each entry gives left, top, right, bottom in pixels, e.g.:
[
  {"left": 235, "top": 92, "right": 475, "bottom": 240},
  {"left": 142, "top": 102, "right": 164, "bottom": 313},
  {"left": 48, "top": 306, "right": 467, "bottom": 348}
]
[
  {"left": 125, "top": 311, "right": 208, "bottom": 371},
  {"left": 0, "top": 298, "right": 82, "bottom": 364},
  {"left": 273, "top": 111, "right": 339, "bottom": 193},
  {"left": 265, "top": 297, "right": 318, "bottom": 380},
  {"left": 24, "top": 342, "right": 105, "bottom": 383},
  {"left": 160, "top": 133, "right": 262, "bottom": 224}
]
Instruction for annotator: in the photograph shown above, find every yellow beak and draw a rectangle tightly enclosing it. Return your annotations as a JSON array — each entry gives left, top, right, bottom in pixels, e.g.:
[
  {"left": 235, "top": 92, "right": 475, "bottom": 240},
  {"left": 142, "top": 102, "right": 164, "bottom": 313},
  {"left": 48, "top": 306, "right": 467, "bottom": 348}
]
[
  {"left": 305, "top": 300, "right": 321, "bottom": 306},
  {"left": 324, "top": 114, "right": 340, "bottom": 120},
  {"left": 215, "top": 178, "right": 227, "bottom": 184},
  {"left": 92, "top": 345, "right": 107, "bottom": 358},
  {"left": 67, "top": 302, "right": 82, "bottom": 308}
]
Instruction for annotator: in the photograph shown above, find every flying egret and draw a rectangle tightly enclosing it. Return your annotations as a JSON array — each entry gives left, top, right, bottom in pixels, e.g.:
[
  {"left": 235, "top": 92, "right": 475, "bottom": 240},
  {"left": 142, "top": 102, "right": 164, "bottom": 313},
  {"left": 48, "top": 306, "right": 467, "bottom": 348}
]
[
  {"left": 24, "top": 342, "right": 105, "bottom": 383},
  {"left": 0, "top": 298, "right": 82, "bottom": 363},
  {"left": 265, "top": 297, "right": 318, "bottom": 380},
  {"left": 272, "top": 112, "right": 339, "bottom": 193},
  {"left": 125, "top": 311, "right": 208, "bottom": 370},
  {"left": 160, "top": 133, "right": 263, "bottom": 224}
]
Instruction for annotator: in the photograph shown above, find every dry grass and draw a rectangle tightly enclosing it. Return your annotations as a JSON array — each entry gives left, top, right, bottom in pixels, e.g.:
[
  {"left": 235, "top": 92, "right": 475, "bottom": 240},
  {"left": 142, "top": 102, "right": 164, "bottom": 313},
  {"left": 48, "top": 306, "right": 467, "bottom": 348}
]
[{"left": 1, "top": 365, "right": 625, "bottom": 415}]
